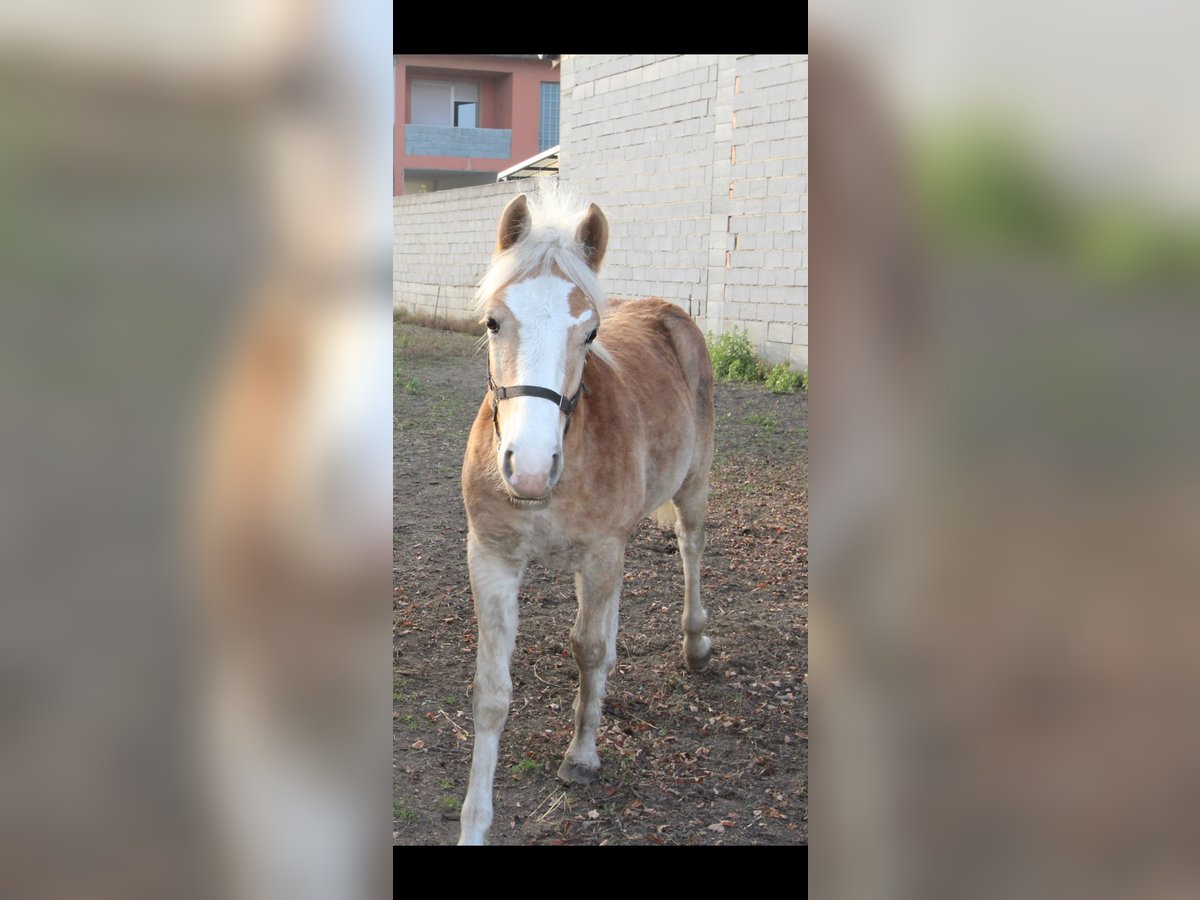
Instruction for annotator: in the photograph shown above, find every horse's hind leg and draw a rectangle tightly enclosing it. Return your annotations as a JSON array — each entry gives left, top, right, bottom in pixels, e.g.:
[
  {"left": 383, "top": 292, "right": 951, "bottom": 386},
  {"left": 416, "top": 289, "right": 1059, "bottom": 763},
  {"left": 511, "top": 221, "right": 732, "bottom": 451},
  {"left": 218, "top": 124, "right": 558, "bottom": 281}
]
[
  {"left": 459, "top": 538, "right": 522, "bottom": 845},
  {"left": 559, "top": 542, "right": 623, "bottom": 785},
  {"left": 674, "top": 473, "right": 713, "bottom": 671}
]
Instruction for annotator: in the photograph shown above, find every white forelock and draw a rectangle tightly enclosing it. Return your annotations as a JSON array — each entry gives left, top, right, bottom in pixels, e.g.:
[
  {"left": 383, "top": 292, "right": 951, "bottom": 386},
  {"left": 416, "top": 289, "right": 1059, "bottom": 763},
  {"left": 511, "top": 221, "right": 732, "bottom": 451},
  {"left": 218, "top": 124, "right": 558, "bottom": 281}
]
[{"left": 473, "top": 179, "right": 608, "bottom": 319}]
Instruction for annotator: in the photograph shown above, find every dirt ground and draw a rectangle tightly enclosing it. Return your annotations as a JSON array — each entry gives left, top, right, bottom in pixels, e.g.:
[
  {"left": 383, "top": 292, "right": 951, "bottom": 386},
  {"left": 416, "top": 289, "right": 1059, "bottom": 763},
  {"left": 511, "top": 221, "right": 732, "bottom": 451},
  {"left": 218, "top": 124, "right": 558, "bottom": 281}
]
[{"left": 393, "top": 319, "right": 808, "bottom": 845}]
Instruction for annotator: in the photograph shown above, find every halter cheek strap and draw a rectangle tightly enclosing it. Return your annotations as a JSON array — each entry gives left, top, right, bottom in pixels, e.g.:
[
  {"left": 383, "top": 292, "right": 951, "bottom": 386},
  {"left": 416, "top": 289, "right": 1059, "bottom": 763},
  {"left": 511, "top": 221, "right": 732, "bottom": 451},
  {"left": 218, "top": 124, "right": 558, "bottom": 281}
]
[{"left": 488, "top": 357, "right": 588, "bottom": 439}]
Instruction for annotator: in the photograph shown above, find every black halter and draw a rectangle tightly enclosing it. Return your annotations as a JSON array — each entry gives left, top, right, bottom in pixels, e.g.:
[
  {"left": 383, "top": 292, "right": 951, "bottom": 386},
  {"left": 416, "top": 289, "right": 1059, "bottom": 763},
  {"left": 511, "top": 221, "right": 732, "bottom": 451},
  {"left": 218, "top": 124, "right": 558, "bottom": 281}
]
[{"left": 487, "top": 356, "right": 588, "bottom": 439}]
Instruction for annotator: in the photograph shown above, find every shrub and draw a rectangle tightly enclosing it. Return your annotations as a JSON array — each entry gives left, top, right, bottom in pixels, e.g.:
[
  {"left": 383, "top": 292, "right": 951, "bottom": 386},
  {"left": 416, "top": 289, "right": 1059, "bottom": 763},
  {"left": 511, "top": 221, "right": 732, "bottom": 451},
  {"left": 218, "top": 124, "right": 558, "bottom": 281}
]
[
  {"left": 765, "top": 362, "right": 805, "bottom": 394},
  {"left": 708, "top": 328, "right": 766, "bottom": 383}
]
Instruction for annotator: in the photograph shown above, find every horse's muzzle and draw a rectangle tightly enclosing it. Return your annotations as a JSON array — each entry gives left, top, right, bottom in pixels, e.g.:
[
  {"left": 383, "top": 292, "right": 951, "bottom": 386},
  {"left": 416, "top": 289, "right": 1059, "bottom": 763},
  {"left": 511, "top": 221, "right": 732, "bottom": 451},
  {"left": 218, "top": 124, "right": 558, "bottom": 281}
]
[{"left": 500, "top": 447, "right": 561, "bottom": 501}]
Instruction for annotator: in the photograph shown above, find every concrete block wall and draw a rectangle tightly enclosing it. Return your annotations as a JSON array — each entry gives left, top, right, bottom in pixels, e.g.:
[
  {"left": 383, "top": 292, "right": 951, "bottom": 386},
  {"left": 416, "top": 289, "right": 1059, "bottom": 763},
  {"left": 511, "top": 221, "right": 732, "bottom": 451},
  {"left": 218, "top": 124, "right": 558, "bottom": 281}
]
[
  {"left": 393, "top": 180, "right": 523, "bottom": 321},
  {"left": 723, "top": 54, "right": 808, "bottom": 367},
  {"left": 558, "top": 55, "right": 722, "bottom": 326},
  {"left": 393, "top": 55, "right": 808, "bottom": 369},
  {"left": 559, "top": 54, "right": 808, "bottom": 369}
]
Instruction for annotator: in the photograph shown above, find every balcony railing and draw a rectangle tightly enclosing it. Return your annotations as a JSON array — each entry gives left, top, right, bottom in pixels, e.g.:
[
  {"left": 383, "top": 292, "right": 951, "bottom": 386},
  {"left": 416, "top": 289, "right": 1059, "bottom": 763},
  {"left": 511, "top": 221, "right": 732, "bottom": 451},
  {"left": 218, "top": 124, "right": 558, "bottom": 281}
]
[{"left": 405, "top": 125, "right": 512, "bottom": 159}]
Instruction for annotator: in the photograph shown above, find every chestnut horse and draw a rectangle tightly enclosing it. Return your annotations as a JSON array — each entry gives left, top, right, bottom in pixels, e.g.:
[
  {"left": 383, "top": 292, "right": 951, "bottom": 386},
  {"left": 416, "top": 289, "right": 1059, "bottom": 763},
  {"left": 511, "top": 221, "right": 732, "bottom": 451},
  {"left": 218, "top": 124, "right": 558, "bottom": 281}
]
[{"left": 458, "top": 185, "right": 716, "bottom": 844}]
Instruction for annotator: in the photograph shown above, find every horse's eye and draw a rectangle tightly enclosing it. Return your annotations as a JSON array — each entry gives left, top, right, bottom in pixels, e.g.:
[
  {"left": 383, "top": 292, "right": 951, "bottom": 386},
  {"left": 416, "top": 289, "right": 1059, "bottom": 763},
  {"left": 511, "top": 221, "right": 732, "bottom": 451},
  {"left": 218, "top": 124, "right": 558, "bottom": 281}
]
[
  {"left": 585, "top": 328, "right": 598, "bottom": 344},
  {"left": 486, "top": 317, "right": 499, "bottom": 333}
]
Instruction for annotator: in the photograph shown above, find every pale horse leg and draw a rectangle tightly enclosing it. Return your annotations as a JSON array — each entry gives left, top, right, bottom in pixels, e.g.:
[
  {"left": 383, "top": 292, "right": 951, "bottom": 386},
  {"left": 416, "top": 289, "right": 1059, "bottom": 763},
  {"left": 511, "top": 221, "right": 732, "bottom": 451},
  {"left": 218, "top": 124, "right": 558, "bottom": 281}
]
[
  {"left": 459, "top": 538, "right": 523, "bottom": 845},
  {"left": 557, "top": 541, "right": 623, "bottom": 785},
  {"left": 674, "top": 472, "right": 713, "bottom": 671}
]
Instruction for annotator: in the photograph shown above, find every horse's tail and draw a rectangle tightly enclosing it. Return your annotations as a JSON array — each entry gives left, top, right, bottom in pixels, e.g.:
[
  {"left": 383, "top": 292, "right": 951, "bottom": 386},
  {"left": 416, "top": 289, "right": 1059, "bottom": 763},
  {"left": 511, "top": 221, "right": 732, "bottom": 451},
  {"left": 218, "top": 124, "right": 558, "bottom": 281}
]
[{"left": 651, "top": 500, "right": 677, "bottom": 529}]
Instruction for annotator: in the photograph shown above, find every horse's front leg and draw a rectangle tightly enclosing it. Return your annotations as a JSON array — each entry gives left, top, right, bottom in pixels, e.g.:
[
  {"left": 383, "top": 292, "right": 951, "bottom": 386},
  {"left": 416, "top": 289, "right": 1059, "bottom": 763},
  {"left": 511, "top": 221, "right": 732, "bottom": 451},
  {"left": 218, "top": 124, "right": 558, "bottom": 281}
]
[
  {"left": 558, "top": 541, "right": 623, "bottom": 785},
  {"left": 459, "top": 538, "right": 523, "bottom": 845}
]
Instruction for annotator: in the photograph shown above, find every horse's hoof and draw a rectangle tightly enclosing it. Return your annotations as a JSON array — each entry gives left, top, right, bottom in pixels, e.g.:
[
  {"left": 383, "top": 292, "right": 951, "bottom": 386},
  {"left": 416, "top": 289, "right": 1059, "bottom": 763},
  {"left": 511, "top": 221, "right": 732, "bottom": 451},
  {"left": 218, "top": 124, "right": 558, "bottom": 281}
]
[
  {"left": 684, "top": 637, "right": 713, "bottom": 672},
  {"left": 557, "top": 759, "right": 599, "bottom": 785}
]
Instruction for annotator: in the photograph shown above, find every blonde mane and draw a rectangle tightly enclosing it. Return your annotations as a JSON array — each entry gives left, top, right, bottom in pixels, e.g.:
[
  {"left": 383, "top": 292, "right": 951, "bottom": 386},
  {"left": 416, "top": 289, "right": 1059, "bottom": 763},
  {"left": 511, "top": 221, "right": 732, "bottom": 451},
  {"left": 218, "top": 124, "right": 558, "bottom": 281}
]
[
  {"left": 474, "top": 180, "right": 615, "bottom": 367},
  {"left": 473, "top": 180, "right": 609, "bottom": 318}
]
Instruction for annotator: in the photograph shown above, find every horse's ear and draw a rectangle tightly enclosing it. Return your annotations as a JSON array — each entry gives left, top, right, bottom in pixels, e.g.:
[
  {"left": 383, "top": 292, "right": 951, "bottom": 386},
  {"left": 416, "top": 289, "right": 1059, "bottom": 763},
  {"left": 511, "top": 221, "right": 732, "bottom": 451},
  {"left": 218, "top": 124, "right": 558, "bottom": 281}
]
[
  {"left": 576, "top": 202, "right": 608, "bottom": 271},
  {"left": 495, "top": 194, "right": 531, "bottom": 256}
]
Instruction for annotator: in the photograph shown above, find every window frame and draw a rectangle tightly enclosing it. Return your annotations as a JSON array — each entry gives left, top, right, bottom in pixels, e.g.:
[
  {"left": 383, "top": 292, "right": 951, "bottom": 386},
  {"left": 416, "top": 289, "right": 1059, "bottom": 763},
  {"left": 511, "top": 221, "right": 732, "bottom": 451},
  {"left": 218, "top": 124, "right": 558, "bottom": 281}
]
[
  {"left": 539, "top": 81, "right": 560, "bottom": 152},
  {"left": 409, "top": 79, "right": 482, "bottom": 128}
]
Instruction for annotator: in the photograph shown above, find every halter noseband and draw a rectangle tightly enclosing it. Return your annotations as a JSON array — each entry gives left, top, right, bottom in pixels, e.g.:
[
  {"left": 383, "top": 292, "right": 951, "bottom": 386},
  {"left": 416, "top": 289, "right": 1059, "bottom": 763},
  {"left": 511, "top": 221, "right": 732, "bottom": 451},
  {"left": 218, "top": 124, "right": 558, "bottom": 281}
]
[{"left": 487, "top": 356, "right": 588, "bottom": 439}]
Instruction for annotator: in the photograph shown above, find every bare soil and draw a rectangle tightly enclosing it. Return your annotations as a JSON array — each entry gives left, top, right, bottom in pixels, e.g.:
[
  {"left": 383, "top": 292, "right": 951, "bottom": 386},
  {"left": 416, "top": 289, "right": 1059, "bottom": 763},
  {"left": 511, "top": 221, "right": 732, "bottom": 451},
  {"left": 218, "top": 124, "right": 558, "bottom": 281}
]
[{"left": 393, "top": 320, "right": 808, "bottom": 845}]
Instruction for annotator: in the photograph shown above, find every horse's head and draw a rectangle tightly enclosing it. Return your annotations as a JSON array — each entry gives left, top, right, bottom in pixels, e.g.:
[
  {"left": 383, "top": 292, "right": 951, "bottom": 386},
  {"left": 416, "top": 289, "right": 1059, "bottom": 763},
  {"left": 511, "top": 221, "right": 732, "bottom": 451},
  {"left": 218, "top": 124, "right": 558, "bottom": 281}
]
[{"left": 478, "top": 190, "right": 609, "bottom": 503}]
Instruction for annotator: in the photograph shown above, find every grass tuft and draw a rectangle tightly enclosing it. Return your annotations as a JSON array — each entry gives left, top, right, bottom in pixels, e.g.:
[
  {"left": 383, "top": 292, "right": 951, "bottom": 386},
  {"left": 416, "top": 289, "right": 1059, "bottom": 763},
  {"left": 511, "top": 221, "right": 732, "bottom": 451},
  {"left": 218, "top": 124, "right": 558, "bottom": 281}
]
[
  {"left": 394, "top": 306, "right": 481, "bottom": 335},
  {"left": 708, "top": 328, "right": 766, "bottom": 383},
  {"left": 765, "top": 362, "right": 805, "bottom": 394},
  {"left": 393, "top": 800, "right": 419, "bottom": 824},
  {"left": 708, "top": 329, "right": 808, "bottom": 393}
]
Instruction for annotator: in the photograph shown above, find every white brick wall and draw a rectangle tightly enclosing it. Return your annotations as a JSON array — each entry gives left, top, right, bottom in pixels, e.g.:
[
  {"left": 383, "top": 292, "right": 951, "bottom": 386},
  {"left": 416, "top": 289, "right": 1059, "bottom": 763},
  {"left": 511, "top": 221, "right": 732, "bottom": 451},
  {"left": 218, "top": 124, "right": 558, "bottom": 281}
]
[
  {"left": 393, "top": 54, "right": 808, "bottom": 369},
  {"left": 560, "top": 54, "right": 807, "bottom": 369},
  {"left": 393, "top": 181, "right": 524, "bottom": 322}
]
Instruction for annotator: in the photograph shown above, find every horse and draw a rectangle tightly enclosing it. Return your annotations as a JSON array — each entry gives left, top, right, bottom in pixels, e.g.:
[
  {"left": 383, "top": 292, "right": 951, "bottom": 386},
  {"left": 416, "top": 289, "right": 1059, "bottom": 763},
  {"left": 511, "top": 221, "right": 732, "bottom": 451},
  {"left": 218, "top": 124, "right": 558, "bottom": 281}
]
[{"left": 458, "top": 185, "right": 717, "bottom": 845}]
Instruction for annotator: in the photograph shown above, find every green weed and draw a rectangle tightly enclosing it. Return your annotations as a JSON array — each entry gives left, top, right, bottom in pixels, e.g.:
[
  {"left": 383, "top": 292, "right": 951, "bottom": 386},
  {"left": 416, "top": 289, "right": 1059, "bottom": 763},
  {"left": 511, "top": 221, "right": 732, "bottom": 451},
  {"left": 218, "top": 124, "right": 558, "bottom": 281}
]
[
  {"left": 746, "top": 413, "right": 777, "bottom": 433},
  {"left": 512, "top": 758, "right": 540, "bottom": 775},
  {"left": 708, "top": 328, "right": 766, "bottom": 383},
  {"left": 393, "top": 801, "right": 419, "bottom": 824},
  {"left": 765, "top": 362, "right": 805, "bottom": 394}
]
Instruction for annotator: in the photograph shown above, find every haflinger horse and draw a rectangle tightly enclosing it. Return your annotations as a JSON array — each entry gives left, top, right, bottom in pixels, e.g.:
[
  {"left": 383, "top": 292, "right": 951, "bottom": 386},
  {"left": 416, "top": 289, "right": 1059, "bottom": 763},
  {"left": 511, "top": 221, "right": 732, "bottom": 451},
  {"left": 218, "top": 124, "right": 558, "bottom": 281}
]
[{"left": 458, "top": 185, "right": 716, "bottom": 845}]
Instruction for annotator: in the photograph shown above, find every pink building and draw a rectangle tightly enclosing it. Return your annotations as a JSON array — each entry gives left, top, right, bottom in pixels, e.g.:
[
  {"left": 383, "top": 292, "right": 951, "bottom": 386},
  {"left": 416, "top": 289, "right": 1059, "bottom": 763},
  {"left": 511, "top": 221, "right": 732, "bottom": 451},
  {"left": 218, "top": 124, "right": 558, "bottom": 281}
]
[{"left": 393, "top": 55, "right": 561, "bottom": 195}]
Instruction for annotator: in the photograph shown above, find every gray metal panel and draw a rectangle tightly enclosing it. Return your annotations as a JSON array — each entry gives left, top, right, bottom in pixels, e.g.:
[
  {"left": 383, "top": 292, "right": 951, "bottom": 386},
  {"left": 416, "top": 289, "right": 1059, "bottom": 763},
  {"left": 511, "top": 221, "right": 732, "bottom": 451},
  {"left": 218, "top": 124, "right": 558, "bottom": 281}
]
[{"left": 404, "top": 125, "right": 512, "bottom": 159}]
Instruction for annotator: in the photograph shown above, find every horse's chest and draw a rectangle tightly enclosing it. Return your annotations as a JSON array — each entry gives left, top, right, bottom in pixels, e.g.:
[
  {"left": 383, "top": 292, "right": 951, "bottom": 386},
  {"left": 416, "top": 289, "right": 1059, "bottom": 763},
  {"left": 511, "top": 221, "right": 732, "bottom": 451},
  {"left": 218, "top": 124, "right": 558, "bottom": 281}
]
[
  {"left": 514, "top": 512, "right": 591, "bottom": 570},
  {"left": 468, "top": 500, "right": 604, "bottom": 571}
]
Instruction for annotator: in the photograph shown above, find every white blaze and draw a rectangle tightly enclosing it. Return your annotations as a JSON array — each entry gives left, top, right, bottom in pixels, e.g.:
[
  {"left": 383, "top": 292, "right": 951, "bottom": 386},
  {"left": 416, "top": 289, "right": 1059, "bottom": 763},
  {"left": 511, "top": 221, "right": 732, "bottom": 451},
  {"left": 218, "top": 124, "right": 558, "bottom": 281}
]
[{"left": 498, "top": 275, "right": 594, "bottom": 495}]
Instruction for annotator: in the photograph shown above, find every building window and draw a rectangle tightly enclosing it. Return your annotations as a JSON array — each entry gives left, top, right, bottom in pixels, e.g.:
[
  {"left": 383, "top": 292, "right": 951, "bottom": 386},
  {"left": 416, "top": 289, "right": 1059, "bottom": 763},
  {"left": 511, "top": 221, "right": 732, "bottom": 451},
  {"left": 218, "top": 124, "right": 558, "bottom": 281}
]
[
  {"left": 410, "top": 80, "right": 480, "bottom": 127},
  {"left": 539, "top": 82, "right": 560, "bottom": 151},
  {"left": 454, "top": 101, "right": 477, "bottom": 128}
]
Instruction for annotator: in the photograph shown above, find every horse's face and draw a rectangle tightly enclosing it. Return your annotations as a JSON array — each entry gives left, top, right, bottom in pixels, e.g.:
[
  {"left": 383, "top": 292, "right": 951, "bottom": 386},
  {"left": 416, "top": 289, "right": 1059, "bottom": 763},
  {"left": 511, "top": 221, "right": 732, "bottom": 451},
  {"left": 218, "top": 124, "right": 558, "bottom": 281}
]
[
  {"left": 482, "top": 193, "right": 608, "bottom": 503},
  {"left": 484, "top": 275, "right": 597, "bottom": 502}
]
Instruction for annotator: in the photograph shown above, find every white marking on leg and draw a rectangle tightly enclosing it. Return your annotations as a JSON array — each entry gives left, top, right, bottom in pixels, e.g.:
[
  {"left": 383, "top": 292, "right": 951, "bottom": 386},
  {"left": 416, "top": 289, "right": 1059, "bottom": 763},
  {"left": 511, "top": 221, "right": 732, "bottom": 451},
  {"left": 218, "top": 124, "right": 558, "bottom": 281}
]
[{"left": 459, "top": 541, "right": 522, "bottom": 845}]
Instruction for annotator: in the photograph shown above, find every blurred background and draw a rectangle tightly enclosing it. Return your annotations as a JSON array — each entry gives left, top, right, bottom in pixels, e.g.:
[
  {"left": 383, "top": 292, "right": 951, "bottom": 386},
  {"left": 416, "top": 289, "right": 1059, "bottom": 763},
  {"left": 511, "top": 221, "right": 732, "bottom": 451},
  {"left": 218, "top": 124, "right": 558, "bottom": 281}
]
[
  {"left": 4, "top": 0, "right": 1200, "bottom": 890},
  {"left": 0, "top": 2, "right": 392, "bottom": 897},
  {"left": 812, "top": 3, "right": 1200, "bottom": 898}
]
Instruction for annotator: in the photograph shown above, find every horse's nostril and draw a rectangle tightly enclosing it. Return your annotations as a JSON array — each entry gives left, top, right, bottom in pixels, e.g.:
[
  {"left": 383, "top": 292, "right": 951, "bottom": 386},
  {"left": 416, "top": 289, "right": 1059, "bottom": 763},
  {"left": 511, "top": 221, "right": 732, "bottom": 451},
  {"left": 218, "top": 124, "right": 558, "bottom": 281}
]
[
  {"left": 550, "top": 453, "right": 562, "bottom": 483},
  {"left": 502, "top": 449, "right": 514, "bottom": 479}
]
